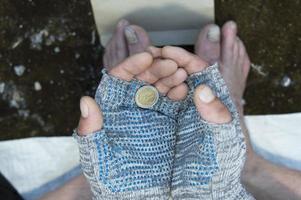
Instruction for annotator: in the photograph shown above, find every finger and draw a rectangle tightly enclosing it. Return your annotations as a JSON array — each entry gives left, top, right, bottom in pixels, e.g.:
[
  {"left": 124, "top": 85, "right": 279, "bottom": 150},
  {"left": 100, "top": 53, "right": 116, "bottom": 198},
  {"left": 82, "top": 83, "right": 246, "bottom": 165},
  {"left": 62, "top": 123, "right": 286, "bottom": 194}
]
[
  {"left": 77, "top": 96, "right": 103, "bottom": 136},
  {"left": 109, "top": 52, "right": 153, "bottom": 81},
  {"left": 161, "top": 46, "right": 208, "bottom": 75},
  {"left": 147, "top": 46, "right": 162, "bottom": 58},
  {"left": 194, "top": 85, "right": 232, "bottom": 124},
  {"left": 167, "top": 83, "right": 189, "bottom": 101},
  {"left": 136, "top": 59, "right": 178, "bottom": 83},
  {"left": 155, "top": 68, "right": 188, "bottom": 88}
]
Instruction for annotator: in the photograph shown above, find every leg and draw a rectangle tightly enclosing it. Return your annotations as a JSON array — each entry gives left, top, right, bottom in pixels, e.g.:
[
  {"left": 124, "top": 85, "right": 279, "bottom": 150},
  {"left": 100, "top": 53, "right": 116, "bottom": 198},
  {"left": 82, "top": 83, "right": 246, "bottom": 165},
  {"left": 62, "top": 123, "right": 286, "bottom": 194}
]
[
  {"left": 195, "top": 21, "right": 301, "bottom": 199},
  {"left": 39, "top": 175, "right": 92, "bottom": 200},
  {"left": 162, "top": 46, "right": 252, "bottom": 199},
  {"left": 40, "top": 20, "right": 188, "bottom": 200},
  {"left": 74, "top": 19, "right": 190, "bottom": 199}
]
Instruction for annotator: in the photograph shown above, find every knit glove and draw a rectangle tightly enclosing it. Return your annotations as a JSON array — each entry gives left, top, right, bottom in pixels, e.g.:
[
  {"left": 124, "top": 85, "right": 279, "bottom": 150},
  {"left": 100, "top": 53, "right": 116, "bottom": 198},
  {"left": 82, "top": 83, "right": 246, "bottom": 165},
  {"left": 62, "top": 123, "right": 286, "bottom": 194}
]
[
  {"left": 171, "top": 63, "right": 254, "bottom": 199},
  {"left": 74, "top": 70, "right": 181, "bottom": 200}
]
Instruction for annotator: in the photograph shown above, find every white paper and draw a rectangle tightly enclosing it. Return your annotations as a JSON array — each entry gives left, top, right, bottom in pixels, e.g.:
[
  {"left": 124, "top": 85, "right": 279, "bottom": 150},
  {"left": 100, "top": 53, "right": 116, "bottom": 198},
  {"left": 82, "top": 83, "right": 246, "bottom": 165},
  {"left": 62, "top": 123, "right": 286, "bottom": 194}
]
[{"left": 90, "top": 0, "right": 215, "bottom": 46}]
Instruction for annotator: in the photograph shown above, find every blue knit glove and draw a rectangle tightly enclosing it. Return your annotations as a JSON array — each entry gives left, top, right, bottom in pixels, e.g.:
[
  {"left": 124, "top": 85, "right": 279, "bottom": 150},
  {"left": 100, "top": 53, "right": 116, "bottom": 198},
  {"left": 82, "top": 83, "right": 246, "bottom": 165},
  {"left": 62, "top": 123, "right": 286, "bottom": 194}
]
[
  {"left": 74, "top": 70, "right": 181, "bottom": 200},
  {"left": 171, "top": 63, "right": 254, "bottom": 199}
]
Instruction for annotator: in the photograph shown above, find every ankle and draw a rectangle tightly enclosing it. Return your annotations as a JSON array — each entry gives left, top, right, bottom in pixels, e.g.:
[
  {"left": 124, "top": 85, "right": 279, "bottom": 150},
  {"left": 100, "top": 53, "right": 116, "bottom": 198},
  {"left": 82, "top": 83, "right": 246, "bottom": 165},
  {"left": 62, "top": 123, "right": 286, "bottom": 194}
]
[{"left": 241, "top": 151, "right": 261, "bottom": 186}]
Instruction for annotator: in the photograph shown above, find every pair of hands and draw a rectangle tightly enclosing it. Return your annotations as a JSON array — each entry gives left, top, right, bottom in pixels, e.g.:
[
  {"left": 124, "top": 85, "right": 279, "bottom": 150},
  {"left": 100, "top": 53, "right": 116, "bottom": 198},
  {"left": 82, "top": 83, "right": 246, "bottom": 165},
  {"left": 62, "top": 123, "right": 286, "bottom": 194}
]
[
  {"left": 109, "top": 46, "right": 208, "bottom": 100},
  {"left": 78, "top": 45, "right": 232, "bottom": 136},
  {"left": 74, "top": 20, "right": 251, "bottom": 199},
  {"left": 74, "top": 44, "right": 248, "bottom": 199}
]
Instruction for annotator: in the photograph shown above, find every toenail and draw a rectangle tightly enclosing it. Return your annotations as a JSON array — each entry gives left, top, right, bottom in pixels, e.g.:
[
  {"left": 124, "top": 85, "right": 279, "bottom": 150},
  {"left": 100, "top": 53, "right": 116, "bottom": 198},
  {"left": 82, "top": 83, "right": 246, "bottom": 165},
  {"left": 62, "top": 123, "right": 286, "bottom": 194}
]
[
  {"left": 118, "top": 19, "right": 129, "bottom": 27},
  {"left": 207, "top": 25, "right": 220, "bottom": 42},
  {"left": 135, "top": 85, "right": 159, "bottom": 109},
  {"left": 228, "top": 21, "right": 237, "bottom": 30},
  {"left": 198, "top": 85, "right": 215, "bottom": 103},
  {"left": 125, "top": 27, "right": 138, "bottom": 44}
]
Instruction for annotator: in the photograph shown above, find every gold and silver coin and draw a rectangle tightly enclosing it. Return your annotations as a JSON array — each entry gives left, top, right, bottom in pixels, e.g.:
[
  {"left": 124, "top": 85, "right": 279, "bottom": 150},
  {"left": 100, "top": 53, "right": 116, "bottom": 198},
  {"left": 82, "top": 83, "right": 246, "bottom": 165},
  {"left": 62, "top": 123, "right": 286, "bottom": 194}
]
[{"left": 135, "top": 85, "right": 159, "bottom": 109}]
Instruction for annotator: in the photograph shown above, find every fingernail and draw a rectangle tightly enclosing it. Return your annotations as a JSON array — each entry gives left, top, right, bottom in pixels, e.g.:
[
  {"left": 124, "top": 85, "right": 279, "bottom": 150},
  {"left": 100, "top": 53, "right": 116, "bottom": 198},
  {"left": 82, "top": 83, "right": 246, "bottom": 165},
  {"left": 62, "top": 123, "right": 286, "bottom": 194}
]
[
  {"left": 207, "top": 25, "right": 220, "bottom": 42},
  {"left": 125, "top": 26, "right": 138, "bottom": 44},
  {"left": 198, "top": 86, "right": 215, "bottom": 103},
  {"left": 80, "top": 98, "right": 89, "bottom": 118}
]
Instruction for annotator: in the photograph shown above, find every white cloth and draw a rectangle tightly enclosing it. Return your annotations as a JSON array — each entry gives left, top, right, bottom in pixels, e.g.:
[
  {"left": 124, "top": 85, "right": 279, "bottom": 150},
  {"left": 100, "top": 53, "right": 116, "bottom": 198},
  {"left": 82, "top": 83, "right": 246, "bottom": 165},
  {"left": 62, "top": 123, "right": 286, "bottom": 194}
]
[
  {"left": 246, "top": 112, "right": 301, "bottom": 169},
  {"left": 0, "top": 113, "right": 300, "bottom": 199},
  {"left": 0, "top": 137, "right": 80, "bottom": 199}
]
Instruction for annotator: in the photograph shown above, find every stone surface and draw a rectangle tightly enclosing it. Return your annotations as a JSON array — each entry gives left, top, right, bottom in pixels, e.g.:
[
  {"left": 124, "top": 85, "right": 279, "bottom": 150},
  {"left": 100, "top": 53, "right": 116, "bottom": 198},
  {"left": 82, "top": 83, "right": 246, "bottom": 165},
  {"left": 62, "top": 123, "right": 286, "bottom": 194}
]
[
  {"left": 0, "top": 0, "right": 300, "bottom": 140},
  {"left": 0, "top": 0, "right": 101, "bottom": 140},
  {"left": 216, "top": 0, "right": 301, "bottom": 114}
]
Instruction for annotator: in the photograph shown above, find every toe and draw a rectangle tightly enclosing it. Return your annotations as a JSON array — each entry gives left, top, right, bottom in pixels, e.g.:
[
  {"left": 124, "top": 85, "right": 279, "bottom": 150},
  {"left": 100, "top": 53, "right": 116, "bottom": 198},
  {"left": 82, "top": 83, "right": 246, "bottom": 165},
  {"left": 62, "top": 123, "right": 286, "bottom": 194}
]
[
  {"left": 195, "top": 24, "right": 221, "bottom": 65},
  {"left": 238, "top": 38, "right": 246, "bottom": 58},
  {"left": 162, "top": 46, "right": 208, "bottom": 75},
  {"left": 243, "top": 54, "right": 251, "bottom": 80},
  {"left": 167, "top": 83, "right": 189, "bottom": 101},
  {"left": 194, "top": 85, "right": 232, "bottom": 124},
  {"left": 109, "top": 52, "right": 153, "bottom": 81},
  {"left": 125, "top": 25, "right": 151, "bottom": 55},
  {"left": 221, "top": 21, "right": 238, "bottom": 62},
  {"left": 77, "top": 96, "right": 103, "bottom": 136},
  {"left": 115, "top": 20, "right": 130, "bottom": 58},
  {"left": 237, "top": 38, "right": 246, "bottom": 70},
  {"left": 237, "top": 38, "right": 251, "bottom": 80},
  {"left": 103, "top": 19, "right": 129, "bottom": 70},
  {"left": 233, "top": 37, "right": 240, "bottom": 64}
]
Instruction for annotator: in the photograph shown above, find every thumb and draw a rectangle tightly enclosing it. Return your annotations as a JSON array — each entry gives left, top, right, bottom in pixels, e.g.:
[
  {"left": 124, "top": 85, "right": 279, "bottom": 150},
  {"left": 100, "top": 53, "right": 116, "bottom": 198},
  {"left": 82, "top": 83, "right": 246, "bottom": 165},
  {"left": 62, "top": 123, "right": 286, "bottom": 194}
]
[
  {"left": 194, "top": 85, "right": 232, "bottom": 124},
  {"left": 77, "top": 96, "right": 103, "bottom": 136}
]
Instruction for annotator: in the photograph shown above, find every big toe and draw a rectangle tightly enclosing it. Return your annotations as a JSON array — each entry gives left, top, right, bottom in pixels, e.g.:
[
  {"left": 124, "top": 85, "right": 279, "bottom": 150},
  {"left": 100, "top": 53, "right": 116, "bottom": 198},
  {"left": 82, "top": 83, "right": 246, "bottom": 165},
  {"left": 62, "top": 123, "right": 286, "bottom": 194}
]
[
  {"left": 195, "top": 24, "right": 221, "bottom": 65},
  {"left": 125, "top": 25, "right": 151, "bottom": 55},
  {"left": 77, "top": 96, "right": 103, "bottom": 136},
  {"left": 103, "top": 19, "right": 130, "bottom": 70},
  {"left": 193, "top": 85, "right": 232, "bottom": 124},
  {"left": 221, "top": 21, "right": 238, "bottom": 61}
]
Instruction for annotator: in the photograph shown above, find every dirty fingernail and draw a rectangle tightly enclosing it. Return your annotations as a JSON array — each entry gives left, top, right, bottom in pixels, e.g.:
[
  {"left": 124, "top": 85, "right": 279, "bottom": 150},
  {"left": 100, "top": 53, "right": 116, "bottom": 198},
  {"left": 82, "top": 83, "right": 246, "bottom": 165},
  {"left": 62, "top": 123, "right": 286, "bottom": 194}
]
[
  {"left": 125, "top": 26, "right": 138, "bottom": 44},
  {"left": 207, "top": 25, "right": 220, "bottom": 42},
  {"left": 198, "top": 85, "right": 215, "bottom": 103},
  {"left": 80, "top": 98, "right": 89, "bottom": 118}
]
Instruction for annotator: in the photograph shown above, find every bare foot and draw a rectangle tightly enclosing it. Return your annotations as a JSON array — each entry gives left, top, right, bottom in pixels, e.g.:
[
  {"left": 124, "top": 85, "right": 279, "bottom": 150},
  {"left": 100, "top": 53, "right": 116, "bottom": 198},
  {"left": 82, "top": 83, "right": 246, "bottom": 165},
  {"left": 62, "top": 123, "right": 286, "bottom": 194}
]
[
  {"left": 195, "top": 21, "right": 251, "bottom": 112},
  {"left": 39, "top": 175, "right": 92, "bottom": 200},
  {"left": 195, "top": 25, "right": 301, "bottom": 199},
  {"left": 194, "top": 22, "right": 261, "bottom": 196},
  {"left": 161, "top": 46, "right": 252, "bottom": 198}
]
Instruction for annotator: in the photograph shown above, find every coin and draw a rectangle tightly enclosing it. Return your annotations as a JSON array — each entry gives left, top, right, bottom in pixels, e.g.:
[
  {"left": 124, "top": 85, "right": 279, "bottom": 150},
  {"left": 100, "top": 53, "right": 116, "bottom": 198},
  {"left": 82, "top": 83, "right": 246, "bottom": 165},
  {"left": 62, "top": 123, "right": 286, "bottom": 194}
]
[{"left": 135, "top": 86, "right": 159, "bottom": 109}]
